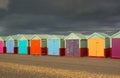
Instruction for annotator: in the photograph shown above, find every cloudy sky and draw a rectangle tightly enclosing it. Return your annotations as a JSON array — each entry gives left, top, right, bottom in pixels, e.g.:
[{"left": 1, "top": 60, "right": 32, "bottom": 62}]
[{"left": 0, "top": 0, "right": 120, "bottom": 35}]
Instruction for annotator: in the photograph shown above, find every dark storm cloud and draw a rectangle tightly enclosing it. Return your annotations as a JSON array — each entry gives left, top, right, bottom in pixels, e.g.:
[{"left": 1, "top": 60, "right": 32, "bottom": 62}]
[
  {"left": 0, "top": 0, "right": 10, "bottom": 20},
  {"left": 0, "top": 0, "right": 120, "bottom": 35},
  {"left": 0, "top": 0, "right": 9, "bottom": 9},
  {"left": 0, "top": 9, "right": 8, "bottom": 19}
]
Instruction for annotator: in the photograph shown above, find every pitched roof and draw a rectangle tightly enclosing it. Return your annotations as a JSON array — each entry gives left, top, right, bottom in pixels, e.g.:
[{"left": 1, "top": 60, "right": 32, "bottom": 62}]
[
  {"left": 0, "top": 36, "right": 6, "bottom": 41},
  {"left": 47, "top": 35, "right": 66, "bottom": 39},
  {"left": 111, "top": 31, "right": 120, "bottom": 38},
  {"left": 5, "top": 36, "right": 14, "bottom": 40},
  {"left": 0, "top": 37, "right": 4, "bottom": 41},
  {"left": 30, "top": 34, "right": 51, "bottom": 39},
  {"left": 64, "top": 33, "right": 86, "bottom": 40},
  {"left": 88, "top": 32, "right": 110, "bottom": 38}
]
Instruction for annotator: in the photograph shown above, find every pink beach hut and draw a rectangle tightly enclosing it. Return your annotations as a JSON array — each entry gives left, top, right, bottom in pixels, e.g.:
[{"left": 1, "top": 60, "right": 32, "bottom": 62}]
[{"left": 0, "top": 37, "right": 4, "bottom": 53}]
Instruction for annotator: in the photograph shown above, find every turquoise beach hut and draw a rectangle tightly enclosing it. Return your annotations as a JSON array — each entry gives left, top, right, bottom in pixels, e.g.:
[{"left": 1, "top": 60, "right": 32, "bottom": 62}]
[{"left": 17, "top": 35, "right": 29, "bottom": 55}]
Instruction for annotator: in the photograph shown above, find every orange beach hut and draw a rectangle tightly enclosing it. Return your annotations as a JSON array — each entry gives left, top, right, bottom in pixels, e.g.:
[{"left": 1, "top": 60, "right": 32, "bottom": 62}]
[
  {"left": 88, "top": 32, "right": 110, "bottom": 58},
  {"left": 30, "top": 34, "right": 41, "bottom": 55},
  {"left": 29, "top": 34, "right": 49, "bottom": 55}
]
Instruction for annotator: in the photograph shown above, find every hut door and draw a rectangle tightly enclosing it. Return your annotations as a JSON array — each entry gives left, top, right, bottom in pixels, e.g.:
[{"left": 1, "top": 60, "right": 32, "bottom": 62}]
[
  {"left": 36, "top": 40, "right": 41, "bottom": 54},
  {"left": 0, "top": 41, "right": 3, "bottom": 53},
  {"left": 96, "top": 39, "right": 104, "bottom": 56},
  {"left": 48, "top": 39, "right": 59, "bottom": 55},
  {"left": 95, "top": 41, "right": 98, "bottom": 56},
  {"left": 66, "top": 40, "right": 79, "bottom": 56},
  {"left": 88, "top": 38, "right": 97, "bottom": 56},
  {"left": 48, "top": 40, "right": 53, "bottom": 55},
  {"left": 6, "top": 40, "right": 14, "bottom": 53},
  {"left": 66, "top": 40, "right": 73, "bottom": 56},
  {"left": 73, "top": 40, "right": 79, "bottom": 56},
  {"left": 18, "top": 40, "right": 28, "bottom": 54},
  {"left": 112, "top": 38, "right": 120, "bottom": 57},
  {"left": 30, "top": 40, "right": 41, "bottom": 55},
  {"left": 10, "top": 40, "right": 14, "bottom": 53},
  {"left": 53, "top": 40, "right": 59, "bottom": 55}
]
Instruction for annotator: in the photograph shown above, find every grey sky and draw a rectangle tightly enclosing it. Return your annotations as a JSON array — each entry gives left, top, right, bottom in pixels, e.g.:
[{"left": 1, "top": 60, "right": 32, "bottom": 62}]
[{"left": 0, "top": 0, "right": 120, "bottom": 35}]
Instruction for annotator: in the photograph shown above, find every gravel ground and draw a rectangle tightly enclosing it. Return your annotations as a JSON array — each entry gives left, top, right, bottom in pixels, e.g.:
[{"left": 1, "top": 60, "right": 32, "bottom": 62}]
[{"left": 0, "top": 54, "right": 120, "bottom": 77}]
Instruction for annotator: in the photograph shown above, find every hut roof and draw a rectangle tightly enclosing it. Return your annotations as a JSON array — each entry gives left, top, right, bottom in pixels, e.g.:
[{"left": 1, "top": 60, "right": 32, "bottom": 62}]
[
  {"left": 30, "top": 34, "right": 51, "bottom": 40},
  {"left": 5, "top": 36, "right": 15, "bottom": 40},
  {"left": 87, "top": 32, "right": 110, "bottom": 39},
  {"left": 0, "top": 37, "right": 3, "bottom": 41},
  {"left": 64, "top": 33, "right": 86, "bottom": 40},
  {"left": 30, "top": 34, "right": 40, "bottom": 40},
  {"left": 0, "top": 36, "right": 6, "bottom": 41},
  {"left": 111, "top": 31, "right": 120, "bottom": 38},
  {"left": 47, "top": 35, "right": 66, "bottom": 39}
]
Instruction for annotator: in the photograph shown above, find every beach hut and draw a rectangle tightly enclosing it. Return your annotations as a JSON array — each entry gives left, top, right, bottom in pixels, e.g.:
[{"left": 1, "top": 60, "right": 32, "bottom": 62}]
[
  {"left": 64, "top": 33, "right": 87, "bottom": 57},
  {"left": 5, "top": 36, "right": 18, "bottom": 54},
  {"left": 30, "top": 34, "right": 50, "bottom": 55},
  {"left": 17, "top": 35, "right": 29, "bottom": 55},
  {"left": 0, "top": 37, "right": 4, "bottom": 53},
  {"left": 30, "top": 34, "right": 41, "bottom": 55},
  {"left": 88, "top": 32, "right": 110, "bottom": 58},
  {"left": 47, "top": 35, "right": 65, "bottom": 56},
  {"left": 111, "top": 31, "right": 120, "bottom": 58}
]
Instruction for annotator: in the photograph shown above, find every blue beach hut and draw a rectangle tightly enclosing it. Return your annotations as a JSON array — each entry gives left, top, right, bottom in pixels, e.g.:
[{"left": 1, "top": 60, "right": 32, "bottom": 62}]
[
  {"left": 47, "top": 35, "right": 65, "bottom": 56},
  {"left": 5, "top": 36, "right": 15, "bottom": 54}
]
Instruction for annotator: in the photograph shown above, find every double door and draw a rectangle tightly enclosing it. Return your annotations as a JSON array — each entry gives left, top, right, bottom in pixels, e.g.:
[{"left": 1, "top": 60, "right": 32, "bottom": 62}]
[
  {"left": 89, "top": 38, "right": 104, "bottom": 56},
  {"left": 66, "top": 40, "right": 79, "bottom": 56},
  {"left": 48, "top": 39, "right": 59, "bottom": 55}
]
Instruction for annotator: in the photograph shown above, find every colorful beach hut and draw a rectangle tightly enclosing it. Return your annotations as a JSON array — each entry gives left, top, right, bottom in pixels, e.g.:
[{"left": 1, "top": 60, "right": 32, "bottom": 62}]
[
  {"left": 0, "top": 37, "right": 4, "bottom": 53},
  {"left": 88, "top": 32, "right": 110, "bottom": 58},
  {"left": 47, "top": 35, "right": 65, "bottom": 56},
  {"left": 30, "top": 34, "right": 41, "bottom": 55},
  {"left": 5, "top": 36, "right": 18, "bottom": 54},
  {"left": 64, "top": 33, "right": 87, "bottom": 57},
  {"left": 17, "top": 35, "right": 29, "bottom": 55},
  {"left": 111, "top": 31, "right": 120, "bottom": 58},
  {"left": 30, "top": 34, "right": 49, "bottom": 55}
]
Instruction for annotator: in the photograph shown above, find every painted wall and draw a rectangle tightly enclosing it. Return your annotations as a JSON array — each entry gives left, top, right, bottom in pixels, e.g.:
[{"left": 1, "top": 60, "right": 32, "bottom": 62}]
[
  {"left": 105, "top": 38, "right": 110, "bottom": 48},
  {"left": 81, "top": 39, "right": 87, "bottom": 48},
  {"left": 41, "top": 39, "right": 47, "bottom": 47},
  {"left": 60, "top": 39, "right": 65, "bottom": 48}
]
